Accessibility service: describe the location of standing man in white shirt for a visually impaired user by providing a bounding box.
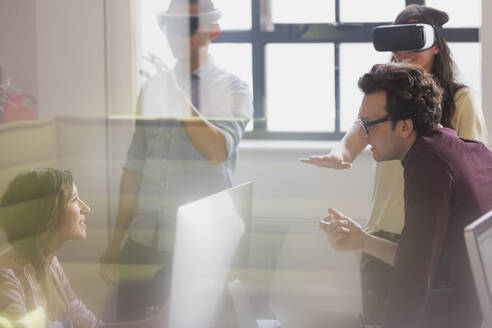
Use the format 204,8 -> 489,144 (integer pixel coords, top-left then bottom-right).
98,0 -> 253,321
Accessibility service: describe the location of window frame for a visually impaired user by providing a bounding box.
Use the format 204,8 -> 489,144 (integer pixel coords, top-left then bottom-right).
212,0 -> 480,140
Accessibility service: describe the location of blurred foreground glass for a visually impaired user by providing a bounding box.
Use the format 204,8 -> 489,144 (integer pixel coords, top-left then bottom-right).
339,43 -> 390,131
266,44 -> 335,132
426,0 -> 481,27
271,0 -> 335,24
340,0 -> 405,22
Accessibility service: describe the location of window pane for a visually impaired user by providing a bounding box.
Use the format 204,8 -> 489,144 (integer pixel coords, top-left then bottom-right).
449,43 -> 482,107
339,43 -> 390,131
272,0 -> 335,24
340,0 -> 405,22
426,0 -> 481,27
266,44 -> 335,132
213,0 -> 251,30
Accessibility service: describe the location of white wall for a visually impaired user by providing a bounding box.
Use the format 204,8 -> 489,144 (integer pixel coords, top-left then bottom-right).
234,141 -> 375,223
34,0 -> 111,316
0,0 -> 38,105
106,0 -> 137,116
36,0 -> 106,118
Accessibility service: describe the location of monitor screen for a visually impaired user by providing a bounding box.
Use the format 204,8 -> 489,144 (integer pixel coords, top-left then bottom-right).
168,182 -> 253,328
465,209 -> 492,328
477,221 -> 492,308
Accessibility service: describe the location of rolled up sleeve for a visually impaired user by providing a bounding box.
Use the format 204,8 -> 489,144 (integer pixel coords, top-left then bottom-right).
211,79 -> 253,158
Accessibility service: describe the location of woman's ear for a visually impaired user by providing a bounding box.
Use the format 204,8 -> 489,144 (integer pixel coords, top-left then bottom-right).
432,43 -> 440,55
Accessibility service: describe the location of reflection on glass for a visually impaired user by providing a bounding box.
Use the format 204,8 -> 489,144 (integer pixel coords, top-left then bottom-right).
449,42 -> 482,106
340,43 -> 390,131
272,0 -> 335,24
426,0 -> 481,27
340,0 -> 405,22
266,44 -> 335,132
213,0 -> 251,30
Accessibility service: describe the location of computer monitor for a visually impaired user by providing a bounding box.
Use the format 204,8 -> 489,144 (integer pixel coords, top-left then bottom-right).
464,209 -> 492,328
168,182 -> 253,328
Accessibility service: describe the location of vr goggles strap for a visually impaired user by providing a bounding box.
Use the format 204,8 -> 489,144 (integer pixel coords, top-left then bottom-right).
434,25 -> 443,38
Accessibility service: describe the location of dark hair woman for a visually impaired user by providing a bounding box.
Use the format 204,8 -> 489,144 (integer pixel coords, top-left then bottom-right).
392,4 -> 485,132
0,169 -> 165,328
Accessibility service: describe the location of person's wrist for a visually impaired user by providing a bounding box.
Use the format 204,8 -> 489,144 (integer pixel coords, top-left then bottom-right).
360,230 -> 371,253
108,236 -> 123,254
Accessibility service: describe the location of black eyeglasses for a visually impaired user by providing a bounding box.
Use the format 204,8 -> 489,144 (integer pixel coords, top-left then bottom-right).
357,115 -> 391,136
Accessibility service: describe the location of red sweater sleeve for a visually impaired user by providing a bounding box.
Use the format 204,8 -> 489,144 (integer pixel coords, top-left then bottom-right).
384,154 -> 454,328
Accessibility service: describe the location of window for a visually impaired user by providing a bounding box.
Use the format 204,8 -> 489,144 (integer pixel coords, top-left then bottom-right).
271,0 -> 335,24
339,43 -> 390,131
340,0 -> 404,22
266,44 -> 335,132
425,0 -> 481,27
449,42 -> 482,106
136,0 -> 481,140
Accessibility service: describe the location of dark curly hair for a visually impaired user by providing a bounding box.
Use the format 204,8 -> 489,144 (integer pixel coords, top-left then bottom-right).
358,63 -> 443,137
393,4 -> 465,129
0,168 -> 74,268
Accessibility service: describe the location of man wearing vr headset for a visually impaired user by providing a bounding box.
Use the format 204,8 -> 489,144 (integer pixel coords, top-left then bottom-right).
303,4 -> 487,326
98,0 -> 253,321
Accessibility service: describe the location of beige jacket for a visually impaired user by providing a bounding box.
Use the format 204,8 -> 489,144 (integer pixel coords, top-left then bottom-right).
0,248 -> 102,328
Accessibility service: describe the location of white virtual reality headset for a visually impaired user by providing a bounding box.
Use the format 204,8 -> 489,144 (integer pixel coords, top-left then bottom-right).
157,9 -> 221,36
372,23 -> 443,52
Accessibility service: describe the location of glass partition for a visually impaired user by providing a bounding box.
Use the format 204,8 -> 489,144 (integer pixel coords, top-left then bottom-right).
0,0 -> 485,327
